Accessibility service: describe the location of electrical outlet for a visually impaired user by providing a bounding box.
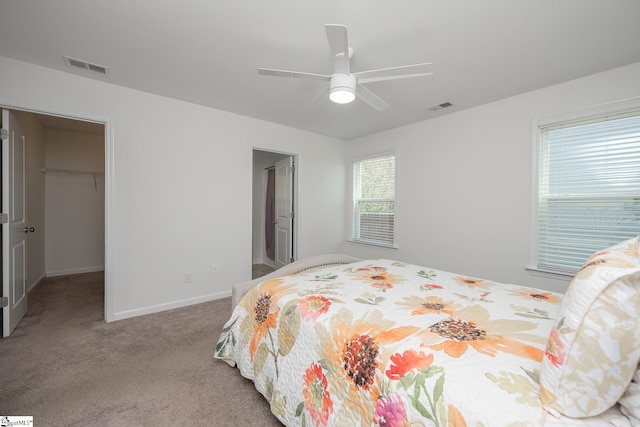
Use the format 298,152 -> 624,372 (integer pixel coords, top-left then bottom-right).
212,264 -> 219,274
183,272 -> 192,283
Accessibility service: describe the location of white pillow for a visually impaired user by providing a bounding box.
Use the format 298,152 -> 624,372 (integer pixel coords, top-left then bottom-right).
540,237 -> 640,418
619,367 -> 640,423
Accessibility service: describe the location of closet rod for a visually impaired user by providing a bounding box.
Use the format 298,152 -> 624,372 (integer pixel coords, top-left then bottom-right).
41,167 -> 104,176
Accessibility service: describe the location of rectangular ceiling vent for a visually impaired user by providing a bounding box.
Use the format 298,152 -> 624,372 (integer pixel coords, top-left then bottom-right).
428,102 -> 453,112
63,55 -> 109,76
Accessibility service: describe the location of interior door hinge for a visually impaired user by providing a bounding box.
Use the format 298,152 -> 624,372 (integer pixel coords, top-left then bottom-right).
290,212 -> 295,219
0,213 -> 8,224
1,297 -> 8,308
0,129 -> 8,140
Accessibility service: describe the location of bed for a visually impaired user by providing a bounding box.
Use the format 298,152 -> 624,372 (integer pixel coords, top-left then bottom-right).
215,239 -> 640,426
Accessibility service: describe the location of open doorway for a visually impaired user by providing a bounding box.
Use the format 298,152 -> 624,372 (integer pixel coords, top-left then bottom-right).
252,149 -> 296,279
1,107 -> 108,336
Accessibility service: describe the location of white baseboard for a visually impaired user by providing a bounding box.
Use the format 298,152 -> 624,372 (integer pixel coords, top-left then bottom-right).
27,272 -> 47,293
47,266 -> 105,277
113,290 -> 232,321
254,258 -> 275,268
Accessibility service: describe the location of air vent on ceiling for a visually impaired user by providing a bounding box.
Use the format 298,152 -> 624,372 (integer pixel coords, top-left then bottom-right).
427,102 -> 453,112
63,55 -> 109,76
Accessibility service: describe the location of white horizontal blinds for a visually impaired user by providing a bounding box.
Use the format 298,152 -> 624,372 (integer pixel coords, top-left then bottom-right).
537,111 -> 640,273
352,154 -> 396,246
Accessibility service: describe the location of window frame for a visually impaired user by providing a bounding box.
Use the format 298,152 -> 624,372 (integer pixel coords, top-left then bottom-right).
528,96 -> 640,277
349,150 -> 398,249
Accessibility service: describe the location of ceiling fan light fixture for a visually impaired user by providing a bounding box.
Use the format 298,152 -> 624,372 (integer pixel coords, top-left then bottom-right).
329,87 -> 356,104
329,73 -> 357,104
257,25 -> 433,111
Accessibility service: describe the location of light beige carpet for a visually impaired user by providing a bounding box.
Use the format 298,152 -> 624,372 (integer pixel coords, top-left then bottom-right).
0,272 -> 282,426
252,264 -> 275,279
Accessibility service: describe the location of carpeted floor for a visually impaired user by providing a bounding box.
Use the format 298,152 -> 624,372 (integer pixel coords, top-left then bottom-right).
0,272 -> 282,426
252,263 -> 275,279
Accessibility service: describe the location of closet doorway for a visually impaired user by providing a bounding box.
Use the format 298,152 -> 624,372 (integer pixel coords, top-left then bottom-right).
1,107 -> 107,335
252,149 -> 296,279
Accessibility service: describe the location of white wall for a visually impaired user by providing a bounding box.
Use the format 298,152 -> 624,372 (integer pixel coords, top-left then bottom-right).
6,55 -> 635,319
343,62 -> 640,294
44,128 -> 105,276
0,56 -> 346,321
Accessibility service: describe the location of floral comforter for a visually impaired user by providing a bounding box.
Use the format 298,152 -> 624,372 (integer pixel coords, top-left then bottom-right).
214,259 -> 631,426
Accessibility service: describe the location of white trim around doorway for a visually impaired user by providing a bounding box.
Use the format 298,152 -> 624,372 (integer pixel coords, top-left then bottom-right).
250,145 -> 299,274
0,101 -> 115,323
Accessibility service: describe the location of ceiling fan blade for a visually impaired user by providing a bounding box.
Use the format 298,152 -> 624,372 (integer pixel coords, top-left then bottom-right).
302,86 -> 329,109
258,68 -> 330,81
355,63 -> 434,84
356,84 -> 390,111
325,24 -> 350,74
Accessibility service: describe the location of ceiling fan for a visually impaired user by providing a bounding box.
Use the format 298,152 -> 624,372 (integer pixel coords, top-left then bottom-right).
258,24 -> 434,111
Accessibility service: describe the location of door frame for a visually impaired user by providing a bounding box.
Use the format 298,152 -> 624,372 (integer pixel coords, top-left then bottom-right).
251,146 -> 298,272
0,101 -> 114,323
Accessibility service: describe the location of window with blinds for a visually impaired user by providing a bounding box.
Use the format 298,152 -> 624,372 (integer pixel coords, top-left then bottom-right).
533,109 -> 640,275
351,153 -> 396,247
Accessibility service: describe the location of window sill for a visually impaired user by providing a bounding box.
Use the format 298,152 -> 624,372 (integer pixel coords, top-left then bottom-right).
525,267 -> 575,281
348,239 -> 398,250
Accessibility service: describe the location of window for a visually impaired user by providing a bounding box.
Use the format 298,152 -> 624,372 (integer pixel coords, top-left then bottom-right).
351,153 -> 396,247
532,107 -> 640,275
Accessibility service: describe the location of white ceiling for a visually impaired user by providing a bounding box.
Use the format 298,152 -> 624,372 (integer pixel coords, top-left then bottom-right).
1,0 -> 639,140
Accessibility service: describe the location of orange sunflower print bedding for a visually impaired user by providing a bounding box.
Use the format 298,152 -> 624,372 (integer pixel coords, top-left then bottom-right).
214,260 -> 630,426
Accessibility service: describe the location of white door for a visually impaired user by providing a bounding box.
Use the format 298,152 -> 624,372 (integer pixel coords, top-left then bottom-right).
274,157 -> 294,269
2,109 -> 28,337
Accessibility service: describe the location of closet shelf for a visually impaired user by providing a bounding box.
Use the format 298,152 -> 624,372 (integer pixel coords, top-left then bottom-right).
41,168 -> 104,176
41,168 -> 104,191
